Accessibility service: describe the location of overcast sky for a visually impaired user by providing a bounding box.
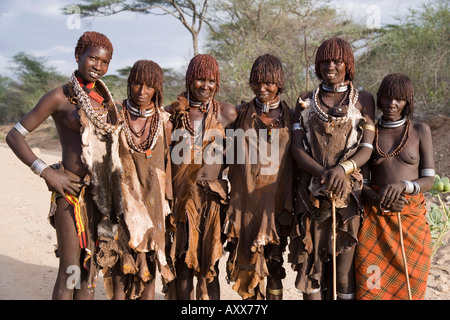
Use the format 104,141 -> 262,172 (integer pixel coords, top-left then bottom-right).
0,0 -> 429,78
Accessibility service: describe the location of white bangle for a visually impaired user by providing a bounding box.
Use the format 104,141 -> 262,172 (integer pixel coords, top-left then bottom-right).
420,168 -> 435,177
359,142 -> 373,150
30,158 -> 49,177
401,180 -> 414,194
411,181 -> 420,195
14,122 -> 30,137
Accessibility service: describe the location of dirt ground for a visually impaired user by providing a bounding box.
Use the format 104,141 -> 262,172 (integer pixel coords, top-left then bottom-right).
0,115 -> 449,300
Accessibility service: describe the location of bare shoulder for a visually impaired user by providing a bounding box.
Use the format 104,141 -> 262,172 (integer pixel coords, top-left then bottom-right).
411,120 -> 431,135
218,100 -> 238,124
38,85 -> 70,111
356,90 -> 375,121
357,90 -> 375,107
218,101 -> 236,112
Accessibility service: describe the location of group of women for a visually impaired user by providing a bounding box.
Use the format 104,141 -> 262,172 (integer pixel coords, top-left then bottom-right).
6,31 -> 435,300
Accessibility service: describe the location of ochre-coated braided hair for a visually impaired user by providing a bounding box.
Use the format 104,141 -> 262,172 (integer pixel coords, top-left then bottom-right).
74,31 -> 114,59
128,60 -> 164,107
315,37 -> 354,81
377,73 -> 415,117
249,54 -> 285,94
185,54 -> 220,94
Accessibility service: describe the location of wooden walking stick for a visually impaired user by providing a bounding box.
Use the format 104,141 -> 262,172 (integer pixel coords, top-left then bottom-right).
396,211 -> 412,300
331,192 -> 337,300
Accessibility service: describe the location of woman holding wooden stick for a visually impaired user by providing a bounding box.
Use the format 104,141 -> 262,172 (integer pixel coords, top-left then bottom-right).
355,73 -> 434,300
288,37 -> 375,300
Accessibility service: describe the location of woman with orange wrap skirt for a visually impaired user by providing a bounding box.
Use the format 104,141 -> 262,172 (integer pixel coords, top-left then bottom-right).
355,73 -> 435,300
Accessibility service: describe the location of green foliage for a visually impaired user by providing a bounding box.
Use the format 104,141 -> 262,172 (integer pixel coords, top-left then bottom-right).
0,53 -> 65,124
356,0 -> 449,117
0,52 -> 186,124
206,0 -> 374,107
427,174 -> 450,256
163,67 -> 186,105
1,1 -> 448,122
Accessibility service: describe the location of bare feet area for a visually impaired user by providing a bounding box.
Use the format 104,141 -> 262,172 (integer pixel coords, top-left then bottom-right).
0,116 -> 449,300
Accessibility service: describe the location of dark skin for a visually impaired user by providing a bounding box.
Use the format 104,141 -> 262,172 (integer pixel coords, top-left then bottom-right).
246,81 -> 287,300
250,81 -> 285,128
111,81 -> 172,300
292,60 -> 376,198
6,45 -> 112,300
363,96 -> 434,211
165,76 -> 237,300
291,59 -> 375,300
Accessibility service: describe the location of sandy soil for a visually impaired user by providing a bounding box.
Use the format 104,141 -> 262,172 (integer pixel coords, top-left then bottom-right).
0,115 -> 449,300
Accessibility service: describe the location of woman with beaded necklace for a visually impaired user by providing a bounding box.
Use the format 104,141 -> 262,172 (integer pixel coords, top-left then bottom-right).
223,54 -> 294,300
95,60 -> 175,299
6,31 -> 121,299
164,54 -> 237,300
288,37 -> 376,300
355,73 -> 434,300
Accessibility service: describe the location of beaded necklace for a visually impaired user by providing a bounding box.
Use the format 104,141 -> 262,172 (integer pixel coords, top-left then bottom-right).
76,76 -> 105,104
319,87 -> 349,116
255,96 -> 281,114
123,99 -> 161,158
188,98 -> 210,113
71,72 -> 118,133
312,82 -> 358,126
375,118 -> 410,157
183,99 -> 218,137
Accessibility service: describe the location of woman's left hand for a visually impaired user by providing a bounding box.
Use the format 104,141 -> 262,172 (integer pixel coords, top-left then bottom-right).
378,182 -> 405,209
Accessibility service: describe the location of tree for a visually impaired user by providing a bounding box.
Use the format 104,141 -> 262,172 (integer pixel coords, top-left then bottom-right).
356,0 -> 449,117
0,53 -> 66,124
66,0 -> 210,56
206,0 -> 373,106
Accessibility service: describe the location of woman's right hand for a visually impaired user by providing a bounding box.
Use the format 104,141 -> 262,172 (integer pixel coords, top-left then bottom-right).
320,165 -> 348,198
41,163 -> 80,196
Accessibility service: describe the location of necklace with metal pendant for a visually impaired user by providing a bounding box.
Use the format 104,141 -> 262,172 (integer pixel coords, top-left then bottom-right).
127,99 -> 156,118
255,96 -> 280,114
321,82 -> 348,93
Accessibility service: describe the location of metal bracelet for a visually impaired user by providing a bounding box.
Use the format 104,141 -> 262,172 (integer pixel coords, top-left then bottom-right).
339,160 -> 354,175
420,168 -> 435,177
411,181 -> 420,195
401,180 -> 414,194
30,158 -> 49,177
14,122 -> 30,137
362,123 -> 376,133
359,142 -> 374,150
